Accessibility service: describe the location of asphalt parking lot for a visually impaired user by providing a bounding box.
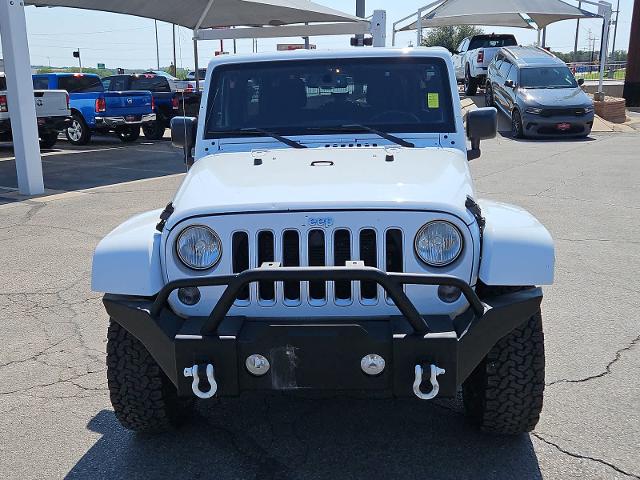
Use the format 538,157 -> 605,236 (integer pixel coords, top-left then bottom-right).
0,124 -> 639,479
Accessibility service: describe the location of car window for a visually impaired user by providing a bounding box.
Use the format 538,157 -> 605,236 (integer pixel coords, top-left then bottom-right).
107,76 -> 129,91
457,39 -> 467,52
506,65 -> 518,85
499,60 -> 512,78
204,57 -> 456,138
58,75 -> 104,93
32,77 -> 49,90
520,67 -> 579,89
102,77 -> 112,90
469,36 -> 517,50
130,75 -> 171,92
493,54 -> 504,71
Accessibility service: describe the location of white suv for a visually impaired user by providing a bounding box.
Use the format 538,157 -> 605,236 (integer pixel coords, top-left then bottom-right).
92,48 -> 554,436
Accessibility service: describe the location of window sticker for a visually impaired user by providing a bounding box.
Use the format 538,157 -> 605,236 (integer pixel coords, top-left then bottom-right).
427,92 -> 440,109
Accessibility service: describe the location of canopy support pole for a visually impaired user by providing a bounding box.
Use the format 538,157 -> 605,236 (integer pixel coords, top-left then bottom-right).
577,0 -> 612,99
392,0 -> 442,46
193,34 -> 200,92
0,0 -> 44,195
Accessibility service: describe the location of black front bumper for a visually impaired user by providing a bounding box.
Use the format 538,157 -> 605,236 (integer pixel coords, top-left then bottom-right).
104,266 -> 543,398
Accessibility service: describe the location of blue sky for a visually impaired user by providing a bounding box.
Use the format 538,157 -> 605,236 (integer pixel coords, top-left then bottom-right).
0,0 -> 634,70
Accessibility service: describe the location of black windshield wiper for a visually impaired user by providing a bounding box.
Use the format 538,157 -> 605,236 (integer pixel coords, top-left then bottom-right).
237,128 -> 307,149
309,125 -> 415,148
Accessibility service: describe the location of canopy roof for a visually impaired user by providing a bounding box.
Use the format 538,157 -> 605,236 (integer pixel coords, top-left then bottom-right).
400,0 -> 598,31
26,0 -> 361,30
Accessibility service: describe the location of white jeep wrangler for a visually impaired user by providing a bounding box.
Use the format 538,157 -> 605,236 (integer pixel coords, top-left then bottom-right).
92,48 -> 554,435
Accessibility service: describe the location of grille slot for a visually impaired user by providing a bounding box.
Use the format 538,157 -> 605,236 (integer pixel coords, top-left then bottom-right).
386,229 -> 403,273
334,229 -> 352,301
232,232 -> 250,301
359,229 -> 378,300
307,229 -> 326,301
257,231 -> 275,301
282,230 -> 300,301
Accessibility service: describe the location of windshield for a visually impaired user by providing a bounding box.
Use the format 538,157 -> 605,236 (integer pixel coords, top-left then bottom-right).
204,57 -> 455,139
468,36 -> 517,50
520,67 -> 578,89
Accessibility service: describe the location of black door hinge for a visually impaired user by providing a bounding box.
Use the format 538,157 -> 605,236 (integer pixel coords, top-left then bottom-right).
156,202 -> 175,232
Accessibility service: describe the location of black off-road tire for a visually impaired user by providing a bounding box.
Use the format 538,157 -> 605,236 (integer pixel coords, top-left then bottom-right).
464,66 -> 478,96
39,132 -> 59,149
142,120 -> 167,140
511,109 -> 525,139
116,126 -> 141,143
107,320 -> 192,433
484,83 -> 494,107
462,305 -> 545,435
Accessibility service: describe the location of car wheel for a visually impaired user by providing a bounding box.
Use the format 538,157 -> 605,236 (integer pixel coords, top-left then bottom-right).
511,109 -> 524,138
142,120 -> 167,140
462,303 -> 545,435
116,126 -> 141,143
484,84 -> 494,107
464,67 -> 478,96
65,113 -> 91,146
39,132 -> 59,149
107,320 -> 193,433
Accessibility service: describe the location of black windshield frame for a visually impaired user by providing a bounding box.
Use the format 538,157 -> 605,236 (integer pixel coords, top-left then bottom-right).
203,57 -> 457,140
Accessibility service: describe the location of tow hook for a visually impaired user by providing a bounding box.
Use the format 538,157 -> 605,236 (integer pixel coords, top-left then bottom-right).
413,364 -> 446,400
183,364 -> 218,399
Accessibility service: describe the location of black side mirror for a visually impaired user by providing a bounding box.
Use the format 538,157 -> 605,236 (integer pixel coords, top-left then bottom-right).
466,107 -> 497,161
504,80 -> 515,89
171,116 -> 198,168
578,78 -> 585,86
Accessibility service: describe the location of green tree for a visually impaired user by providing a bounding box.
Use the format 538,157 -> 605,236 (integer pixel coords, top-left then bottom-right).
421,25 -> 484,53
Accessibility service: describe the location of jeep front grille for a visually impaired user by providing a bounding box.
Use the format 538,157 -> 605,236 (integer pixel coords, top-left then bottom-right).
231,227 -> 404,305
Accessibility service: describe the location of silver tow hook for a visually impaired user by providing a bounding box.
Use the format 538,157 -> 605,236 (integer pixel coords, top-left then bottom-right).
183,364 -> 218,399
413,364 -> 446,400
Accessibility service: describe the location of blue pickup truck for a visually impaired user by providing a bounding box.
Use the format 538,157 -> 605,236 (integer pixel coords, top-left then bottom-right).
102,73 -> 201,140
32,73 -> 155,145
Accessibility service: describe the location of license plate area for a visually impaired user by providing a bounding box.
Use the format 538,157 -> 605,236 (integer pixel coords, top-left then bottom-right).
556,122 -> 572,131
238,321 -> 392,391
125,115 -> 138,122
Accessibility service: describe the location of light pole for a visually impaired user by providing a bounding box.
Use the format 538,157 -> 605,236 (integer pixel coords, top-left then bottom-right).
155,20 -> 160,70
573,1 -> 582,62
355,0 -> 365,46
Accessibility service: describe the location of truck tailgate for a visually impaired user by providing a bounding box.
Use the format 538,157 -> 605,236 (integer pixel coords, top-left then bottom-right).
478,47 -> 502,67
104,91 -> 153,115
34,90 -> 69,118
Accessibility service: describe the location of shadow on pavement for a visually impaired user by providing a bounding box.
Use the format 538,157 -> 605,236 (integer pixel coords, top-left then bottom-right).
0,136 -> 184,204
67,395 -> 542,480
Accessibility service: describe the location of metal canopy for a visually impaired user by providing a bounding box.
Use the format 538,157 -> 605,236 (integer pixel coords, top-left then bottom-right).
398,0 -> 598,31
25,0 -> 361,29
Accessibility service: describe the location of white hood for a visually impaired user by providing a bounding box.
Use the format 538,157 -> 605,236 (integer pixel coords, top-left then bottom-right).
166,147 -> 475,229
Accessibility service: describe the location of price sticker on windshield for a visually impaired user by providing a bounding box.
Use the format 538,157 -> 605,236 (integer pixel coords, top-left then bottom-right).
427,92 -> 440,109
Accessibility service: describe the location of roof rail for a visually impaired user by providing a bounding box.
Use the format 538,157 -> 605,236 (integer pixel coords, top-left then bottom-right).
534,46 -> 556,57
502,47 -> 519,59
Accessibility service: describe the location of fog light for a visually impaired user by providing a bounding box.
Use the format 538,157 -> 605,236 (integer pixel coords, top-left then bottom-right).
178,287 -> 201,306
361,354 -> 385,376
438,285 -> 462,303
246,354 -> 270,376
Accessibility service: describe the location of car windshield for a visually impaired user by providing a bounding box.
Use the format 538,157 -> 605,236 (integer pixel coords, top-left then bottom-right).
58,75 -> 104,93
520,67 -> 578,89
130,75 -> 171,92
204,57 -> 455,139
468,36 -> 517,49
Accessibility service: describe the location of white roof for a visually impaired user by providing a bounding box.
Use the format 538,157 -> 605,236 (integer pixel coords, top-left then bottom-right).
26,0 -> 360,30
400,0 -> 598,30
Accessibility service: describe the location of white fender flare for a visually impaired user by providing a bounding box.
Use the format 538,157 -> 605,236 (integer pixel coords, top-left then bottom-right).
478,200 -> 555,286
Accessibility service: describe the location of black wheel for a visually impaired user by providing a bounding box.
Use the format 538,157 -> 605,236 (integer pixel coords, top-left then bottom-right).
65,113 -> 91,146
107,320 -> 193,433
116,126 -> 141,143
464,67 -> 478,96
511,109 -> 524,138
462,305 -> 545,435
39,131 -> 59,149
484,84 -> 494,107
142,120 -> 167,140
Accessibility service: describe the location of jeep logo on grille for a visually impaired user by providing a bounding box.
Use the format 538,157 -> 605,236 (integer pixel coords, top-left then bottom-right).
306,216 -> 334,228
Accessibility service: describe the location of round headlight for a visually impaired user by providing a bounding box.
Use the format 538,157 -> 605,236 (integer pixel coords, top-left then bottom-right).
176,225 -> 222,270
414,221 -> 463,267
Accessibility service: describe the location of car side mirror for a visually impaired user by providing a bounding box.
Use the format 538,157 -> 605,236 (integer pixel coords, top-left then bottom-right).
171,116 -> 198,168
578,78 -> 585,86
466,107 -> 497,161
504,80 -> 515,89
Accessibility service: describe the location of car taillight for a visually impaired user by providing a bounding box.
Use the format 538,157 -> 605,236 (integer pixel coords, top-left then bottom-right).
172,96 -> 179,110
477,50 -> 485,63
95,97 -> 106,113
151,96 -> 155,111
0,95 -> 7,113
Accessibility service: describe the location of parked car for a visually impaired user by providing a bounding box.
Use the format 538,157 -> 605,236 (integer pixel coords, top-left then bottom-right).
186,68 -> 207,81
453,34 -> 518,96
0,73 -> 71,149
102,73 -> 200,140
32,73 -> 155,145
485,46 -> 595,138
92,48 -> 555,436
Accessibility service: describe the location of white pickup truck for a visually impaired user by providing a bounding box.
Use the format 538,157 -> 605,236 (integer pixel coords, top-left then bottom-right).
453,34 -> 518,96
0,73 -> 71,149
